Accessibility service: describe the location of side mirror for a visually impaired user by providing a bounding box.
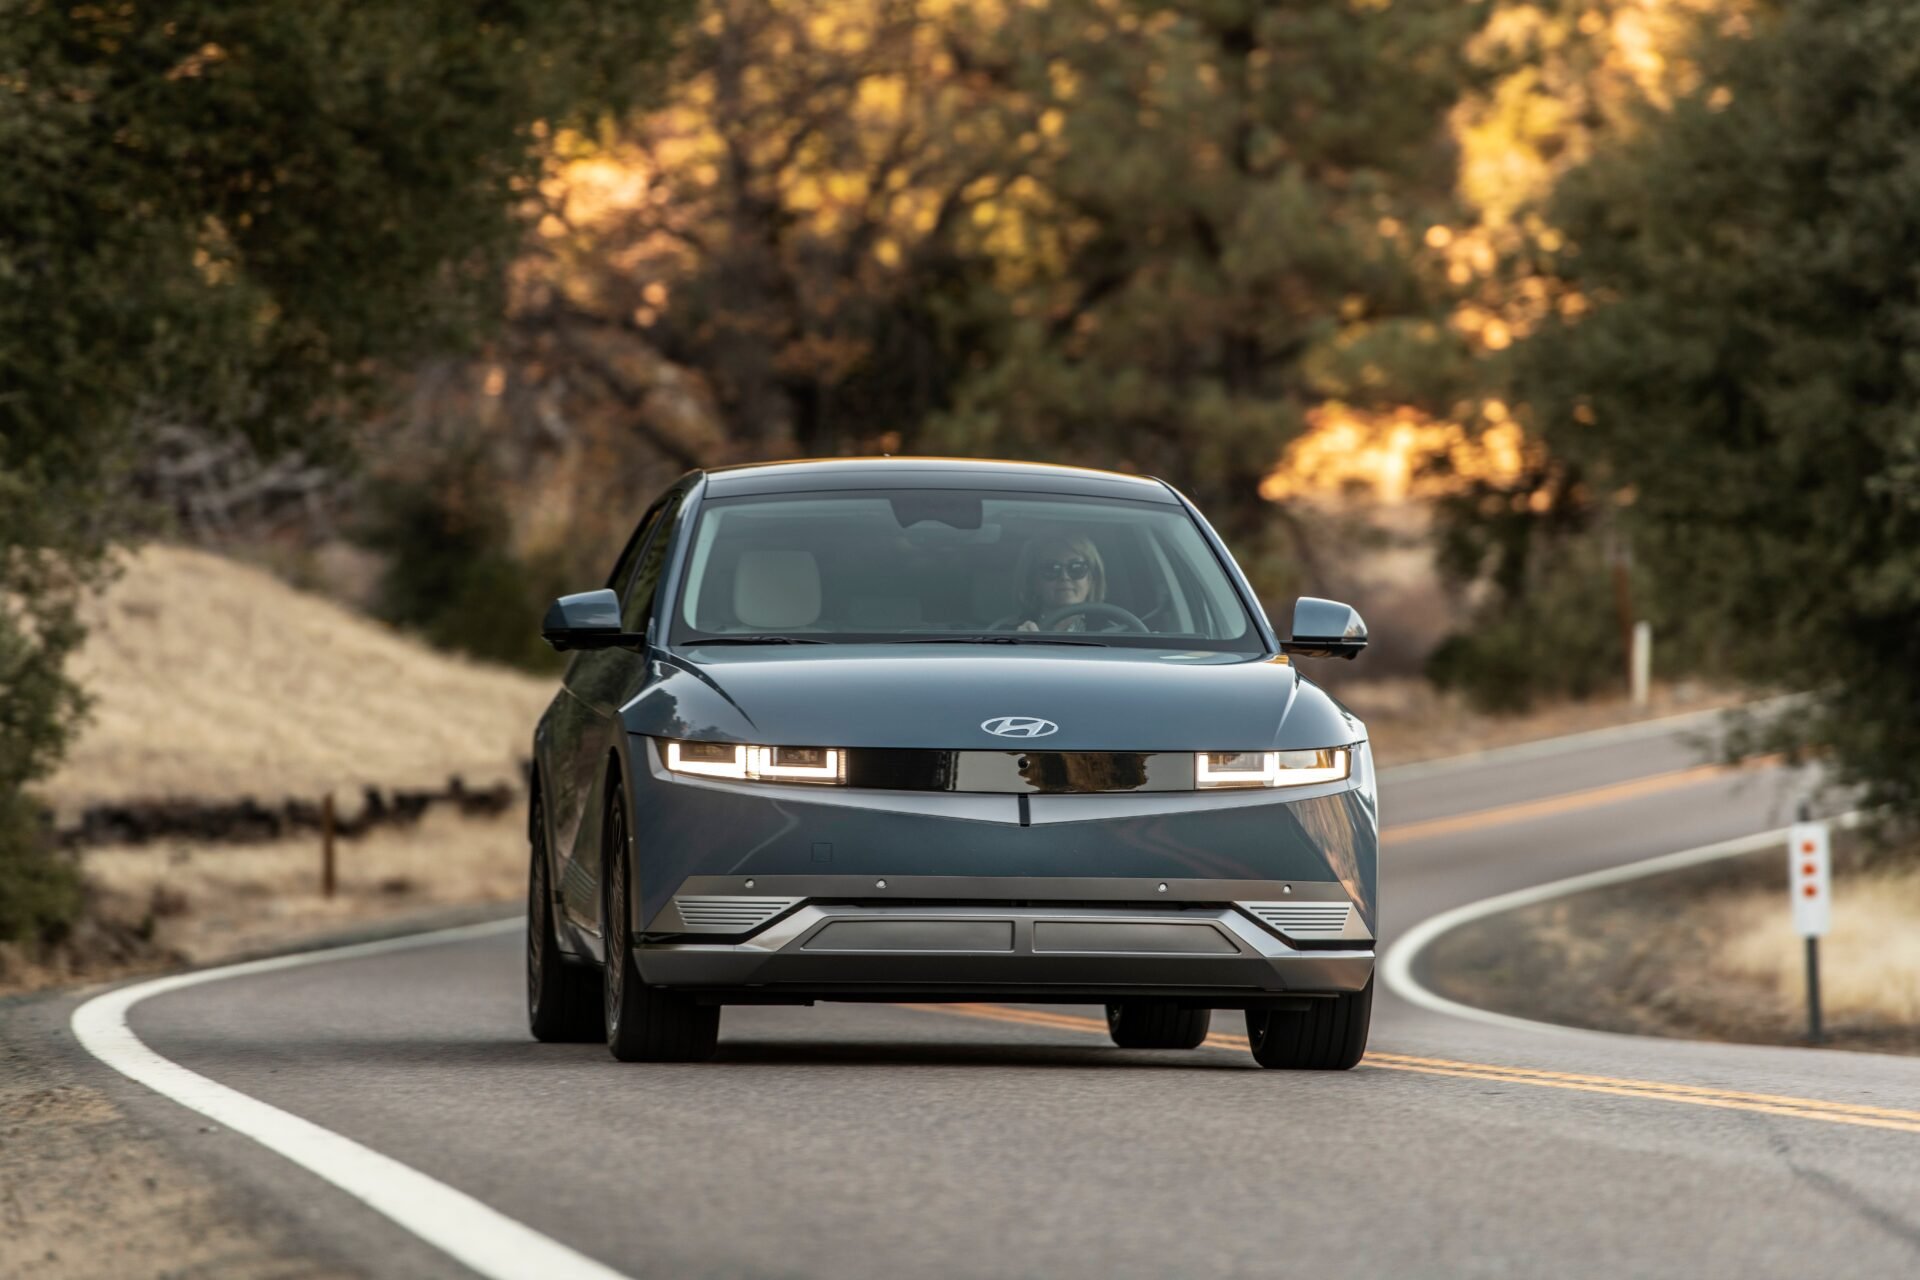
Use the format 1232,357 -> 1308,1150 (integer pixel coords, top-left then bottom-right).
542,589 -> 645,652
1282,596 -> 1367,661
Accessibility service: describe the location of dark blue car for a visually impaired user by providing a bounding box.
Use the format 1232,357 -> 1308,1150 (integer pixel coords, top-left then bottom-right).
527,458 -> 1377,1067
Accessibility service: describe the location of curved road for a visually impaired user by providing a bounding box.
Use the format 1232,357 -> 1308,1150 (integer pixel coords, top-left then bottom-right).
60,713 -> 1920,1277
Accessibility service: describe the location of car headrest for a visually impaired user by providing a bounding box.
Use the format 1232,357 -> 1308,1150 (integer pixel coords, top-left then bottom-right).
733,549 -> 821,629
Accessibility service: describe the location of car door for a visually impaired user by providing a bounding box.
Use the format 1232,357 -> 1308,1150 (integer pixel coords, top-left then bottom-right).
554,485 -> 688,935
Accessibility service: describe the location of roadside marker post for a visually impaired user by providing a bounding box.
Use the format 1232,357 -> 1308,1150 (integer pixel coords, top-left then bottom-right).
1788,806 -> 1829,1044
1629,621 -> 1651,707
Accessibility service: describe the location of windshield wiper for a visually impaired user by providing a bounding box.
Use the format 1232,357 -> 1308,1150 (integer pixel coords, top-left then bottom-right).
900,633 -> 1109,647
686,635 -> 829,645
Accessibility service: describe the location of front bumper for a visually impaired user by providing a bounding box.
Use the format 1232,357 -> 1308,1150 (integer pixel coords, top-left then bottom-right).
627,737 -> 1379,1002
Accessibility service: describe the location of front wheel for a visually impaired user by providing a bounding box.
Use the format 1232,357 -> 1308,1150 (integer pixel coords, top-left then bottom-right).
1105,1001 -> 1211,1049
603,786 -> 719,1063
1245,979 -> 1373,1070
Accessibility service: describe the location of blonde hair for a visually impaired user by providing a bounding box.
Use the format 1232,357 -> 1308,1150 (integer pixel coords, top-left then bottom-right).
1015,532 -> 1106,614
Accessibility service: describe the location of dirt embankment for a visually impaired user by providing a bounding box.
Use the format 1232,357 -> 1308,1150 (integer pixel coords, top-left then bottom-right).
42,543 -> 554,820
1419,837 -> 1920,1056
4,544 -> 553,995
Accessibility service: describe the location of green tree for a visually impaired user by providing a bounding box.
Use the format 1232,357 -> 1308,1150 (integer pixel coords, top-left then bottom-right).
0,0 -> 689,938
926,0 -> 1485,591
1465,0 -> 1920,814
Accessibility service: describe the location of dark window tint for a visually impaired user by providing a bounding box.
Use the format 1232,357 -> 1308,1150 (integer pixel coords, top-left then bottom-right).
607,495 -> 671,597
622,490 -> 686,633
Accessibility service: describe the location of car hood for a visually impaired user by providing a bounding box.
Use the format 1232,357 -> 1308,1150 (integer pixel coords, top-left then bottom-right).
623,644 -> 1365,751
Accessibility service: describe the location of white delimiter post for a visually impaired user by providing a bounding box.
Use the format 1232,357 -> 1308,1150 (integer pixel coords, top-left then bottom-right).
1788,808 -> 1830,1043
1629,620 -> 1652,707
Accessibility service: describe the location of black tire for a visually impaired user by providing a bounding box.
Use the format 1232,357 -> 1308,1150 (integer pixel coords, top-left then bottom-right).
1245,979 -> 1373,1070
1106,1001 -> 1211,1049
602,784 -> 720,1063
527,794 -> 604,1043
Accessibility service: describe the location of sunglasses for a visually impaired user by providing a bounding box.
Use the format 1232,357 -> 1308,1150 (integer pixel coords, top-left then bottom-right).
1038,558 -> 1092,582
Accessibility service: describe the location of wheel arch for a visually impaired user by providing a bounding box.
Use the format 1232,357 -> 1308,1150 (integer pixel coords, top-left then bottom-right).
600,744 -> 638,943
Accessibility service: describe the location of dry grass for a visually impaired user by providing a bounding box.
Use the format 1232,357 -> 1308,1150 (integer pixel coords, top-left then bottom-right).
4,542 -> 547,995
82,806 -> 527,964
40,543 -> 556,819
0,808 -> 526,994
1715,865 -> 1920,1027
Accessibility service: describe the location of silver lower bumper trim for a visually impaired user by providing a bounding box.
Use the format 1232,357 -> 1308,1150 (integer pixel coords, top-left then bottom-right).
636,904 -> 1374,995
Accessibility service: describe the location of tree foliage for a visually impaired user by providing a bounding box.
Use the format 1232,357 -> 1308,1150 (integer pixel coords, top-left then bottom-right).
0,0 -> 688,937
498,0 -> 1487,601
1467,0 -> 1920,813
927,0 -> 1484,574
511,0 -> 1026,467
357,435 -> 571,673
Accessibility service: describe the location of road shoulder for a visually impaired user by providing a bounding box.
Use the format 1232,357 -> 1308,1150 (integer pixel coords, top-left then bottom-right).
1407,831 -> 1920,1057
0,990 -> 359,1280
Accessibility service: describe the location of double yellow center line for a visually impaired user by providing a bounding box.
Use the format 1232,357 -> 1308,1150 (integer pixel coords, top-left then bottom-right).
914,1004 -> 1920,1137
1384,755 -> 1784,844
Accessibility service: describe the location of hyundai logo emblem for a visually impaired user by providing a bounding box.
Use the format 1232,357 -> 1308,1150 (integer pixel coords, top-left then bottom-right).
981,716 -> 1058,739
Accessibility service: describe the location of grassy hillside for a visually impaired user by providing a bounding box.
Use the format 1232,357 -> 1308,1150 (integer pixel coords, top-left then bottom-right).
40,545 -> 557,819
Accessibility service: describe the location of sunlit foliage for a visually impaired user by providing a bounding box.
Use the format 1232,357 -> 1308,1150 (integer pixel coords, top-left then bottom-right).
921,0 -> 1487,590
511,0 -> 1033,463
1269,1 -> 1749,512
518,0 -> 1490,592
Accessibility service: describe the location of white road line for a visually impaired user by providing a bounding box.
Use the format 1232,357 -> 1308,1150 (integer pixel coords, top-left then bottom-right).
1375,694 -> 1800,784
69,917 -> 632,1280
1381,817 -> 1859,1036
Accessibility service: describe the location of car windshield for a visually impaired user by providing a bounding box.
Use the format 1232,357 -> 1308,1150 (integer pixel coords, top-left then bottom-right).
672,489 -> 1263,651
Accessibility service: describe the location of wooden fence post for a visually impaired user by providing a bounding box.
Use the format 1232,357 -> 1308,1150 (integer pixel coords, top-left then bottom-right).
321,793 -> 336,899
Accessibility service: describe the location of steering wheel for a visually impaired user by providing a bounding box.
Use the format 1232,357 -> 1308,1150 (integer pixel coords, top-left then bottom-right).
992,602 -> 1149,633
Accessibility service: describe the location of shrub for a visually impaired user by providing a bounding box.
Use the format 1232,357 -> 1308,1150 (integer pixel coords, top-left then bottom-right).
357,447 -> 569,673
0,793 -> 81,945
1426,546 -> 1627,713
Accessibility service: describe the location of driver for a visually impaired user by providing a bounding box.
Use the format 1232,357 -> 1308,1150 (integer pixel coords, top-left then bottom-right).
1012,533 -> 1106,631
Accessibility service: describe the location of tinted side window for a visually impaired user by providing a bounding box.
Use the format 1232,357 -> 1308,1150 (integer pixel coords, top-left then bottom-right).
607,498 -> 669,597
622,490 -> 686,633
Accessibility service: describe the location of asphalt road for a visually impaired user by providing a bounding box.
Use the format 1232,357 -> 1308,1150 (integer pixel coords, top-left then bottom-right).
64,711 -> 1920,1278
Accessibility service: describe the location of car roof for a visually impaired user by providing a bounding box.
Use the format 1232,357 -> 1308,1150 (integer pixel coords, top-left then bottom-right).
699,457 -> 1178,503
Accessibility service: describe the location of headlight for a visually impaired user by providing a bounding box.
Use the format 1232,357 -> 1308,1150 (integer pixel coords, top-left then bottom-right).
664,740 -> 846,785
1195,748 -> 1350,789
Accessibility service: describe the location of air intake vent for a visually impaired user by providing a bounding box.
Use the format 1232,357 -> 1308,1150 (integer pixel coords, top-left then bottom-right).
671,896 -> 802,934
1238,901 -> 1365,942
